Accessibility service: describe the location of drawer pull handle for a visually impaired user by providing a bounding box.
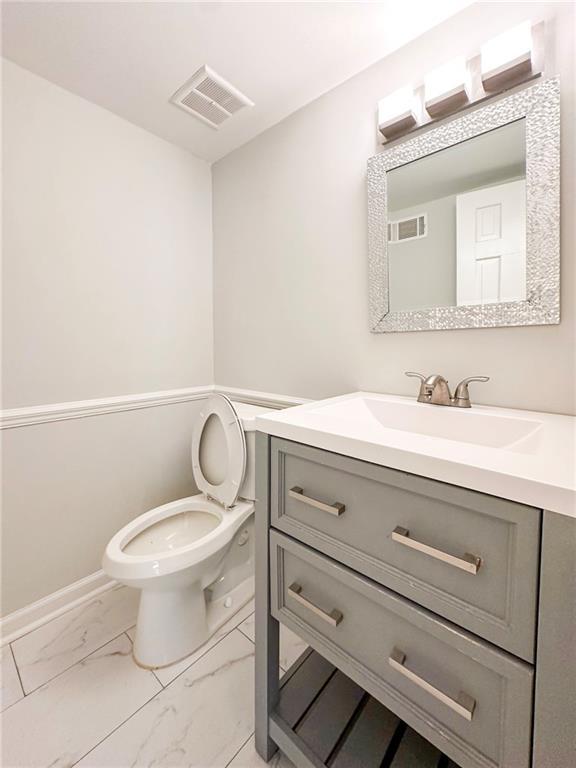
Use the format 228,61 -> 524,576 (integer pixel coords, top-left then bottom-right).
289,487 -> 345,517
288,583 -> 343,627
391,527 -> 481,574
389,648 -> 476,721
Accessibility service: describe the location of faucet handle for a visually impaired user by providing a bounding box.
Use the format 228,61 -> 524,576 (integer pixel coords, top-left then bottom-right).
405,372 -> 431,403
454,376 -> 490,407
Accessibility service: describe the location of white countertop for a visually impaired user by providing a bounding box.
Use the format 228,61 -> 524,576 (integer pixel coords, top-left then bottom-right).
256,392 -> 576,518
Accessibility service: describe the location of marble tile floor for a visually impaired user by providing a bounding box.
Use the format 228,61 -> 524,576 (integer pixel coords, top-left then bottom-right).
1,585 -> 301,767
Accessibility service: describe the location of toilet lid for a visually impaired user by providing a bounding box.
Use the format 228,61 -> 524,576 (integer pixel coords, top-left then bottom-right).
191,394 -> 246,509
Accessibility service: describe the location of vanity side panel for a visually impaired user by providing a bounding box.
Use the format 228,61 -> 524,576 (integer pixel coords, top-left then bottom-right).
255,432 -> 280,760
533,511 -> 576,768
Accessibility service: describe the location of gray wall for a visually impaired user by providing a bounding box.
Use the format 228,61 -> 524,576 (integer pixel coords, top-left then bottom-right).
388,195 -> 456,312
213,1 -> 576,415
2,60 -> 213,408
2,62 -> 212,613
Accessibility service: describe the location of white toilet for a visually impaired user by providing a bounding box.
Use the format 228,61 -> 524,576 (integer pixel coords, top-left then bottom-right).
102,394 -> 273,669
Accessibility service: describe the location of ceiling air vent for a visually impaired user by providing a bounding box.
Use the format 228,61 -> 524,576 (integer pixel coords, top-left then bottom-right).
171,65 -> 254,129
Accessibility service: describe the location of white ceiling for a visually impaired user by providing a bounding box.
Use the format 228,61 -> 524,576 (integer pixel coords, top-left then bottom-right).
1,1 -> 472,163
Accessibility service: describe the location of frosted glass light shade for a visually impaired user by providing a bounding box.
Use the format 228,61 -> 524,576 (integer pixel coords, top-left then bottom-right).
481,22 -> 534,92
424,57 -> 470,117
378,87 -> 417,141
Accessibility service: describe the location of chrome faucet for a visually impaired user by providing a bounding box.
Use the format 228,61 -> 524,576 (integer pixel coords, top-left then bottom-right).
405,372 -> 489,408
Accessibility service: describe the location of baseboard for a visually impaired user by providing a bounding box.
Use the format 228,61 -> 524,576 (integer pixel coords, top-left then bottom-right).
1,570 -> 117,645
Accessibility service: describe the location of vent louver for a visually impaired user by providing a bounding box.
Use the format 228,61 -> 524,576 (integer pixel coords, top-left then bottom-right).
388,214 -> 427,243
171,66 -> 254,129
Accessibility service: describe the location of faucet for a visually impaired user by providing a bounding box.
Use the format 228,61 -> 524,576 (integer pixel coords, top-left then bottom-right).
405,372 -> 489,408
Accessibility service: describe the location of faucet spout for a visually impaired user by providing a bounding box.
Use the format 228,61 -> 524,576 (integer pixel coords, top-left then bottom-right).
423,375 -> 452,406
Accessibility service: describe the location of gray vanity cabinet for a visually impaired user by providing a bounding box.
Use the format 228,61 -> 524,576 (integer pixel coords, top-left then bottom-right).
255,434 -> 576,768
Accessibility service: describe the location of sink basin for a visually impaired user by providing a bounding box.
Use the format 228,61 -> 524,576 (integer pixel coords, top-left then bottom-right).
306,396 -> 542,451
255,392 -> 575,517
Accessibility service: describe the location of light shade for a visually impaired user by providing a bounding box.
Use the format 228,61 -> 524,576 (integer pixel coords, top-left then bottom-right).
424,57 -> 470,118
481,22 -> 533,92
378,87 -> 417,141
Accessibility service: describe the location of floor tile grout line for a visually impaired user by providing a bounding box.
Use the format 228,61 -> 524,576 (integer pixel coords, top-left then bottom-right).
8,642 -> 25,701
224,731 -> 255,767
68,624 -> 255,768
237,625 -> 254,644
68,676 -> 164,768
6,627 -> 136,704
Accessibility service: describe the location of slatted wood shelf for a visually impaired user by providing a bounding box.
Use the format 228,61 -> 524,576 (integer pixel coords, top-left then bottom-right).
270,649 -> 458,768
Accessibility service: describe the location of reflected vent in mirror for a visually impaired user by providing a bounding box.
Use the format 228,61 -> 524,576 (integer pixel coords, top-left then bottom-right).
171,65 -> 254,129
388,214 -> 427,243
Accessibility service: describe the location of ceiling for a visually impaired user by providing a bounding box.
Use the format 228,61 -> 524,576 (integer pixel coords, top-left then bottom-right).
2,1 -> 472,163
389,119 -> 527,210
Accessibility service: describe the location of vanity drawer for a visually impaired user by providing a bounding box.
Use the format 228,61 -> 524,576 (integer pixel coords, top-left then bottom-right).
271,438 -> 540,661
271,531 -> 533,768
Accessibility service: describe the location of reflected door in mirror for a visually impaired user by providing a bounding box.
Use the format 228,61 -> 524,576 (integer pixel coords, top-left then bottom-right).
456,180 -> 526,305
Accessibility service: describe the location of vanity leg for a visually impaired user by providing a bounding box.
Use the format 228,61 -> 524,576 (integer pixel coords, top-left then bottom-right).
255,432 -> 280,761
533,511 -> 576,768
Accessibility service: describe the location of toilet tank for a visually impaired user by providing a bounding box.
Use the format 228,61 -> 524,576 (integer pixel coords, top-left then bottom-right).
232,402 -> 276,501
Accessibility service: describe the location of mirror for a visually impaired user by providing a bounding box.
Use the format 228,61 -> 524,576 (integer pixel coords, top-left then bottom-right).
367,78 -> 560,333
388,120 -> 526,313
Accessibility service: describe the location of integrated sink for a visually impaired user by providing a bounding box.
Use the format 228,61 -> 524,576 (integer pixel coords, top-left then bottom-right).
256,391 -> 575,517
307,396 -> 543,452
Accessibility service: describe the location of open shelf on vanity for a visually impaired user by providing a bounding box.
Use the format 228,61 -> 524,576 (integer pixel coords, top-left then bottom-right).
271,648 -> 458,768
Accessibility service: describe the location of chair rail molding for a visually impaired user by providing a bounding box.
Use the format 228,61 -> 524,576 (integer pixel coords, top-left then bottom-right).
0,385 -> 309,429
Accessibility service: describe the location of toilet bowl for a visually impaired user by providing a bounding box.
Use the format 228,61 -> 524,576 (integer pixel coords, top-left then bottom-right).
102,394 -> 273,669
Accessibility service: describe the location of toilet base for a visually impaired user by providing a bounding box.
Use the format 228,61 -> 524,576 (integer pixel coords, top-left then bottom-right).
132,576 -> 254,669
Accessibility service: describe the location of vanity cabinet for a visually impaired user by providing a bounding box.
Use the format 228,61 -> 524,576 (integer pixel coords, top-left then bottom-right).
255,434 -> 576,768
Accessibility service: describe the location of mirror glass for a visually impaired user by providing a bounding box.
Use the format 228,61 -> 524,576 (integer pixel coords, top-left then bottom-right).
387,119 -> 526,313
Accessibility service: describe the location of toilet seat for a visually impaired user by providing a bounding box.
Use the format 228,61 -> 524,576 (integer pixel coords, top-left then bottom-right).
191,394 -> 246,509
102,494 -> 254,582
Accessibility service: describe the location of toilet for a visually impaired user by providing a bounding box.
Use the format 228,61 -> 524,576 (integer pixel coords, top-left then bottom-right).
102,394 -> 273,669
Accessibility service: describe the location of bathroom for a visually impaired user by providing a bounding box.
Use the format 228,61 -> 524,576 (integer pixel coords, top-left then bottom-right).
1,1 -> 574,766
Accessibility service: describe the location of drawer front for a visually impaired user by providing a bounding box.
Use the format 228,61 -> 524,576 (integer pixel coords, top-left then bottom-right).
271,438 -> 540,661
271,531 -> 533,768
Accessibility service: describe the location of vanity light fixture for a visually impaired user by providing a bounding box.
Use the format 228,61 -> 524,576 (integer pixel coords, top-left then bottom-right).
376,20 -> 543,145
424,57 -> 471,119
377,86 -> 418,142
481,21 -> 535,92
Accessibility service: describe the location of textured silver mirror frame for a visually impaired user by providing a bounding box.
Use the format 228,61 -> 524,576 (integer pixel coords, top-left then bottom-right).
367,78 -> 560,333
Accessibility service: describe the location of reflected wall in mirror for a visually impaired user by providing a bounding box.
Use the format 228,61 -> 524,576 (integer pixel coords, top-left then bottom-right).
367,78 -> 559,333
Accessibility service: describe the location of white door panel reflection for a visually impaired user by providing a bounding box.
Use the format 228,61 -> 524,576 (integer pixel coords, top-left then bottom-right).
456,179 -> 526,305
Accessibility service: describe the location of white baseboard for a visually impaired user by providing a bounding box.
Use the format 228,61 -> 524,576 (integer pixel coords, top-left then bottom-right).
1,570 -> 117,646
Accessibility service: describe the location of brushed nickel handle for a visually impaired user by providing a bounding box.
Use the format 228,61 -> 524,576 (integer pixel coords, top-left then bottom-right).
289,487 -> 345,517
389,647 -> 476,721
391,526 -> 481,575
288,583 -> 343,627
